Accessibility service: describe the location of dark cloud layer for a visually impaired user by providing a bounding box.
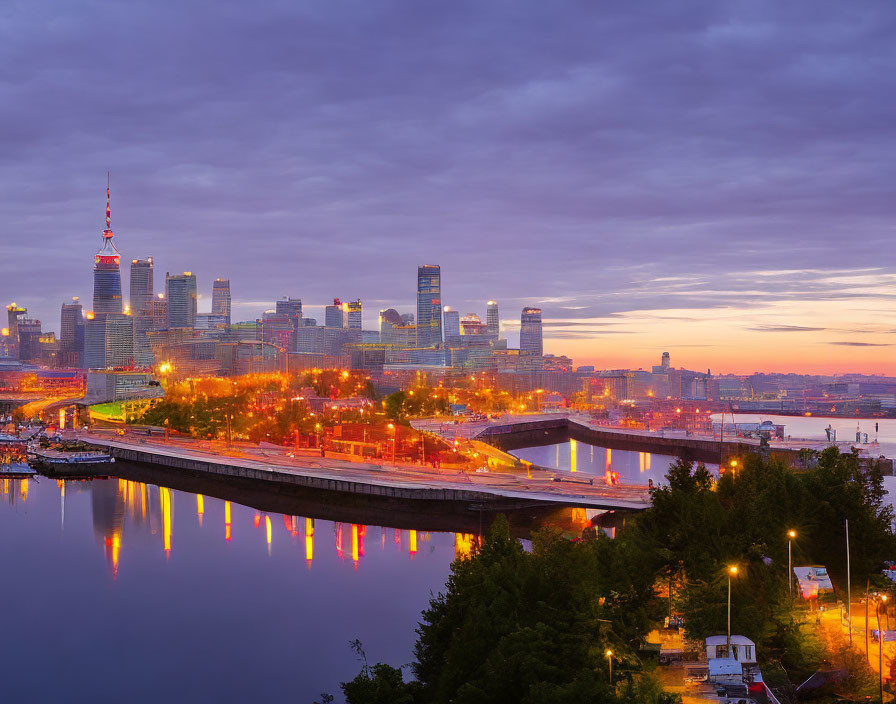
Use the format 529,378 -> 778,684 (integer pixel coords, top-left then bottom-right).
1,0 -> 895,347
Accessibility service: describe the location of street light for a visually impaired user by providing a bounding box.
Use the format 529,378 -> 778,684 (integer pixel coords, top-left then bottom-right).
387,422 -> 396,464
878,593 -> 889,704
727,565 -> 738,653
787,530 -> 797,599
605,649 -> 613,686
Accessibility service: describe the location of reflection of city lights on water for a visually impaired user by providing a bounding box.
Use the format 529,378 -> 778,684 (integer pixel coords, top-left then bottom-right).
160,487 -> 172,557
409,530 -> 417,556
351,524 -> 359,568
336,523 -> 344,560
305,518 -> 314,566
20,478 -> 28,500
196,494 -> 204,526
224,501 -> 232,541
570,438 -> 577,473
454,533 -> 476,560
265,515 -> 272,555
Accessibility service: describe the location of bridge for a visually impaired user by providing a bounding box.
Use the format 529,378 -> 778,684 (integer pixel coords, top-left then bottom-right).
78,430 -> 652,513
412,412 -> 894,472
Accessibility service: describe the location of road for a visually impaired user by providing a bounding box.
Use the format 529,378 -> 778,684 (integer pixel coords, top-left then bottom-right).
80,430 -> 652,510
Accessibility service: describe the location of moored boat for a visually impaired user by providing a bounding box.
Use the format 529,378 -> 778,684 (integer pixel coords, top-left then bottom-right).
27,448 -> 115,475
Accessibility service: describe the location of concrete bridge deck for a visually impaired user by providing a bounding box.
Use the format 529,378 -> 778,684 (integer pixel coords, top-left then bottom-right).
79,431 -> 652,511
413,412 -> 893,470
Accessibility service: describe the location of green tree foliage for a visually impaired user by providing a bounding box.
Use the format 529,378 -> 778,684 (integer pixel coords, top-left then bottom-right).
343,516 -> 676,704
635,450 -> 896,650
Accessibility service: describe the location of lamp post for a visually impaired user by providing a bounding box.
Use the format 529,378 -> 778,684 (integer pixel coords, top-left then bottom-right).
787,530 -> 797,600
387,423 -> 396,464
878,594 -> 888,704
727,565 -> 738,652
605,649 -> 613,686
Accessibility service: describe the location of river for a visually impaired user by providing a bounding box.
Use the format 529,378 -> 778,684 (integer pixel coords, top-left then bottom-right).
0,473 -> 464,703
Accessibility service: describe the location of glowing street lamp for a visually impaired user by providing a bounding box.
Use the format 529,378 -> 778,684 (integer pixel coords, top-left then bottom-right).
727,565 -> 738,652
605,649 -> 613,685
787,530 -> 797,599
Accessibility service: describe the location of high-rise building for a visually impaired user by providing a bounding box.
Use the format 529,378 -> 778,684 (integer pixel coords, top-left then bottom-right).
150,294 -> 168,331
460,313 -> 487,336
16,318 -> 43,362
520,307 -> 543,357
661,351 -> 671,371
344,299 -> 362,330
85,313 -> 134,369
416,265 -> 442,348
486,300 -> 500,336
443,307 -> 461,346
275,297 -> 302,329
129,258 -> 154,317
325,298 -> 344,328
93,179 -> 123,314
60,298 -> 85,368
166,272 -> 197,329
212,279 -> 232,326
6,303 -> 26,352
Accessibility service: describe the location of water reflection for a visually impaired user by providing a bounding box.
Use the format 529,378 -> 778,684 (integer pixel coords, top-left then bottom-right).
515,442 -> 717,486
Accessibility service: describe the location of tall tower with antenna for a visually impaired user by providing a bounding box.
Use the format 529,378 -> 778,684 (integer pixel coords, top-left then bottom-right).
93,174 -> 123,314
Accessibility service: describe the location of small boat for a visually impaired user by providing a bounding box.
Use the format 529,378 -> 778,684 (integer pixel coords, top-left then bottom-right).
27,448 -> 115,475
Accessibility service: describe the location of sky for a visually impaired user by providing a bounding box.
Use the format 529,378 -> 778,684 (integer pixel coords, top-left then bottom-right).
1,0 -> 895,375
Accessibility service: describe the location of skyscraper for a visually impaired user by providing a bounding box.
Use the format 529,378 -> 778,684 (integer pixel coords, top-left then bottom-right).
443,307 -> 461,346
486,300 -> 500,336
520,307 -> 543,357
416,265 -> 442,348
85,313 -> 134,369
212,279 -> 232,325
93,179 -> 123,314
325,298 -> 344,328
129,258 -> 154,317
165,272 -> 197,329
344,299 -> 362,330
6,303 -> 25,352
60,298 -> 85,368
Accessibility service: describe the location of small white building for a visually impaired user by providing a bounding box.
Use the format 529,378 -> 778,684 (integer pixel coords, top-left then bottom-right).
705,634 -> 756,665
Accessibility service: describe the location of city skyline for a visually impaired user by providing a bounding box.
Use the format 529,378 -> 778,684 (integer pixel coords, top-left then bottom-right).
3,2 -> 896,374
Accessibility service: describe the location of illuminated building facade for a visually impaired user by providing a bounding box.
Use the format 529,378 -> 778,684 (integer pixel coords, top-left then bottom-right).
129,258 -> 154,317
443,307 -> 461,346
150,295 -> 168,331
344,299 -> 362,330
165,272 -> 197,329
84,313 -> 135,369
486,300 -> 499,336
60,298 -> 85,368
6,303 -> 25,353
520,307 -> 543,357
212,279 -> 232,325
93,181 -> 123,314
416,264 -> 442,348
325,298 -> 344,328
16,319 -> 43,362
